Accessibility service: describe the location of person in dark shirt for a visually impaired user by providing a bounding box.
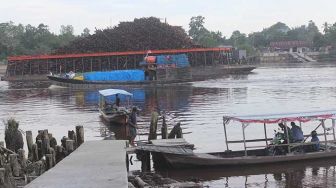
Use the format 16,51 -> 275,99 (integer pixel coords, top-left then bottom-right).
115,94 -> 120,107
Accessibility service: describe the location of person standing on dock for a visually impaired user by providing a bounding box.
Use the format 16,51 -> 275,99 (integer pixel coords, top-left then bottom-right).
128,107 -> 138,146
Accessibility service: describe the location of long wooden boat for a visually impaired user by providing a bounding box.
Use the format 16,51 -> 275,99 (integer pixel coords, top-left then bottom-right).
47,75 -> 192,89
143,110 -> 336,169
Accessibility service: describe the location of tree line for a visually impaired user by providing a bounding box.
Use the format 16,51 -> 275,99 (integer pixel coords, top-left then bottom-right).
1,16 -> 336,62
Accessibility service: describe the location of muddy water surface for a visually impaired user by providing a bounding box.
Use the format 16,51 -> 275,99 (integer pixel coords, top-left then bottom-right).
0,62 -> 336,187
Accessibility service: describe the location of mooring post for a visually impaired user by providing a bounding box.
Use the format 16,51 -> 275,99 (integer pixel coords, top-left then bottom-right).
17,149 -> 27,169
32,144 -> 39,162
36,139 -> 42,160
148,111 -> 159,140
49,133 -> 57,150
45,154 -> 53,170
141,151 -> 151,173
76,125 -> 85,146
161,115 -> 167,139
66,140 -> 74,154
68,130 -> 77,149
49,148 -> 56,166
9,154 -> 19,177
0,168 -> 5,186
55,145 -> 64,163
26,131 -> 33,158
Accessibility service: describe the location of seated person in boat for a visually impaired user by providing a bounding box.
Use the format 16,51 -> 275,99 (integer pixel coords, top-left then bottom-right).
290,122 -> 304,143
115,94 -> 120,107
278,123 -> 292,143
310,130 -> 320,151
103,100 -> 113,113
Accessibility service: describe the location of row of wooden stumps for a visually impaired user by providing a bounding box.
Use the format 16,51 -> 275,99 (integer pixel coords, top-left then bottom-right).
139,112 -> 183,173
0,126 -> 84,188
129,112 -> 186,187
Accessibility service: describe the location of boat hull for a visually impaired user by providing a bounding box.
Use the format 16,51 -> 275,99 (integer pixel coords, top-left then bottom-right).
155,150 -> 336,169
99,109 -> 128,125
47,75 -> 192,89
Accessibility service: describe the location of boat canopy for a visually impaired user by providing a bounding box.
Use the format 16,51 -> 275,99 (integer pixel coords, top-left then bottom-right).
98,89 -> 133,97
224,110 -> 336,124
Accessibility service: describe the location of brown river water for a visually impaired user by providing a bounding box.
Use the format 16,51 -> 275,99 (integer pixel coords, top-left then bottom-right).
1,62 -> 336,187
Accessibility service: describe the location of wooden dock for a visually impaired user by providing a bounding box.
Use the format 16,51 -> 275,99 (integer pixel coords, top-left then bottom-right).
25,140 -> 128,188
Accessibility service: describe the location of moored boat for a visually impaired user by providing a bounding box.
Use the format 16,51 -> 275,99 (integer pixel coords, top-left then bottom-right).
145,110 -> 336,168
47,54 -> 192,88
98,89 -> 133,124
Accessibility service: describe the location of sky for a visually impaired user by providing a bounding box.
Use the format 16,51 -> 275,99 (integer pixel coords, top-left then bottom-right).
1,0 -> 335,37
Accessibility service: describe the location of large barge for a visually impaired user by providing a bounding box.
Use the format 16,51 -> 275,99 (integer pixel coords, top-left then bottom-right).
4,47 -> 255,82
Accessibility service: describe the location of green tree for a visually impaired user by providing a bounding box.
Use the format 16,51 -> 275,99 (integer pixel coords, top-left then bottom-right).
81,27 -> 90,37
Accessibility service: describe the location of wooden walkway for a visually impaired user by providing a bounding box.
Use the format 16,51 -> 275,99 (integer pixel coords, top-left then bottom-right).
25,140 -> 128,188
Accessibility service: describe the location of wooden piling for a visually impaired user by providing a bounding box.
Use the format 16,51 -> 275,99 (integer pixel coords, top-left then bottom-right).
61,136 -> 67,148
76,125 -> 84,146
148,112 -> 159,140
17,149 -> 27,169
9,154 -> 19,177
49,148 -> 56,166
55,145 -> 64,163
68,130 -> 77,148
141,151 -> 151,173
49,134 -> 57,150
42,137 -> 50,156
32,144 -> 39,162
0,168 -> 4,185
45,154 -> 53,170
66,140 -> 74,154
161,115 -> 167,139
26,131 -> 33,158
36,139 -> 42,159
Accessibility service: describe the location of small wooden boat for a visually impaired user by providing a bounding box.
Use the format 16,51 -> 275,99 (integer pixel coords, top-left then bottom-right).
98,89 -> 133,124
142,110 -> 336,168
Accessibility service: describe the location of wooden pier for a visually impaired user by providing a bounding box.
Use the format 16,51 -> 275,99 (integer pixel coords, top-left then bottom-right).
25,140 -> 128,188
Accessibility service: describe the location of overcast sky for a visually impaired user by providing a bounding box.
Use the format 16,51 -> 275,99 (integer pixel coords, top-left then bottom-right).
1,0 -> 335,37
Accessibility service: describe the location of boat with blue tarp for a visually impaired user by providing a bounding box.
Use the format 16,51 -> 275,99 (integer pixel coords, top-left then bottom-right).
47,54 -> 192,88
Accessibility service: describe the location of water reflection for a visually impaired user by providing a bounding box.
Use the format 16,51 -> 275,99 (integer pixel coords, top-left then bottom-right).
157,158 -> 336,188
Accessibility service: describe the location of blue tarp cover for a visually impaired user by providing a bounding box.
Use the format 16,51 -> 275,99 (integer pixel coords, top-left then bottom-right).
155,54 -> 190,68
84,70 -> 145,81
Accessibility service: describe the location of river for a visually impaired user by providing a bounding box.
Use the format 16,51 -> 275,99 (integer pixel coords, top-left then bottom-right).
0,62 -> 336,187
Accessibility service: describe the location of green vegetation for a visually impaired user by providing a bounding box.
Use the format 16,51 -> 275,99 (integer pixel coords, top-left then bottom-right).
1,16 -> 336,61
188,16 -> 336,55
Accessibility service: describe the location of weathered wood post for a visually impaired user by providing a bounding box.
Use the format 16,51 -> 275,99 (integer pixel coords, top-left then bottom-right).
148,111 -> 159,140
26,131 -> 33,158
36,139 -> 42,159
45,154 -> 53,170
9,154 -> 19,177
68,130 -> 77,149
49,148 -> 56,166
61,136 -> 67,148
161,115 -> 167,139
55,145 -> 64,163
76,125 -> 84,147
32,143 -> 39,162
66,140 -> 74,154
42,136 -> 50,157
0,168 -> 5,186
168,122 -> 183,139
17,149 -> 27,169
140,151 -> 151,173
49,133 -> 57,150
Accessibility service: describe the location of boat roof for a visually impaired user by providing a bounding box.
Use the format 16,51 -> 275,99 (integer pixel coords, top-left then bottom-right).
224,109 -> 336,124
98,89 -> 133,97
